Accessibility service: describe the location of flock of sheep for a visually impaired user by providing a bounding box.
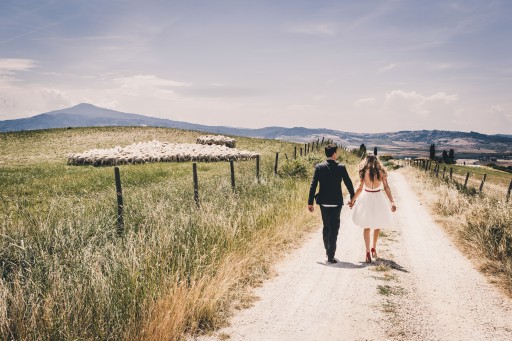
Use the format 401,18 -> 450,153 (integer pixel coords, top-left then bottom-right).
196,135 -> 236,148
67,138 -> 259,166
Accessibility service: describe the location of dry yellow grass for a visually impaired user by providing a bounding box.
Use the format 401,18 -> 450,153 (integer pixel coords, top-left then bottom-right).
402,166 -> 512,296
0,126 -> 359,340
140,212 -> 318,340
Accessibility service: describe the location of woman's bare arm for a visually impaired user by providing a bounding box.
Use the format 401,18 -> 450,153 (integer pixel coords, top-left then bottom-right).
349,179 -> 364,207
382,175 -> 397,211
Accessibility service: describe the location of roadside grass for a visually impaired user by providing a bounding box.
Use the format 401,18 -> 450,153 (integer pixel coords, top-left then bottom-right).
403,166 -> 512,296
430,163 -> 511,195
372,263 -> 392,272
382,300 -> 397,314
372,273 -> 397,282
0,127 -> 359,340
377,285 -> 406,296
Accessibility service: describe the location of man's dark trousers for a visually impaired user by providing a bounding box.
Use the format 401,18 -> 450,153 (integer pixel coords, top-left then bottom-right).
320,205 -> 342,259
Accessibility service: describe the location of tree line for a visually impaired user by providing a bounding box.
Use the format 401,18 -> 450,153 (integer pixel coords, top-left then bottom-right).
430,143 -> 455,164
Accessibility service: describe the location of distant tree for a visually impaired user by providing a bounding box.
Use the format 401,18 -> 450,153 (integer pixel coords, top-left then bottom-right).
442,150 -> 448,163
374,146 -> 378,156
358,143 -> 367,157
429,143 -> 436,160
448,149 -> 455,164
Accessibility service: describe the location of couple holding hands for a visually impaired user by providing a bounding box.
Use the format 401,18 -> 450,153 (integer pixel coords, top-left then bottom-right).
308,144 -> 397,264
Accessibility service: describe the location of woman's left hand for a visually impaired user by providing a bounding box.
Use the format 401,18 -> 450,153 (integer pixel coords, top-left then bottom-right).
391,202 -> 397,212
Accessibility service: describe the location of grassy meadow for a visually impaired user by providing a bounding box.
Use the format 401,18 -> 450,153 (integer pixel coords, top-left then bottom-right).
0,126 -> 359,340
421,162 -> 512,196
403,164 -> 512,296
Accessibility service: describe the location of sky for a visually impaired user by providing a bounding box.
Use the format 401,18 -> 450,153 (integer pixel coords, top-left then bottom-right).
0,0 -> 511,134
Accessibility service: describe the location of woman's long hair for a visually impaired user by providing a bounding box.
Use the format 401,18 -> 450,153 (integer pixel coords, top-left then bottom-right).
358,155 -> 386,182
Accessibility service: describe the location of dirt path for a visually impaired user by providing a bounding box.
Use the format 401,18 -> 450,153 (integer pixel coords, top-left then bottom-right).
196,171 -> 512,341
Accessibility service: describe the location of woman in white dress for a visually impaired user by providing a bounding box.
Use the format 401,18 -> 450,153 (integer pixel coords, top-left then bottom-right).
349,155 -> 396,263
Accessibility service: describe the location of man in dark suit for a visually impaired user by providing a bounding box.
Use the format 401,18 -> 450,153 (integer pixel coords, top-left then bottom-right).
308,144 -> 355,263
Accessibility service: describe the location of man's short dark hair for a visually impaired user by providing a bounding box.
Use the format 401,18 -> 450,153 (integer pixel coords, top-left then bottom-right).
325,143 -> 337,157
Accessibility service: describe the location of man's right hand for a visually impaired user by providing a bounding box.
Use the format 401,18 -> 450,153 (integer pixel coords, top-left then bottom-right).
308,205 -> 314,212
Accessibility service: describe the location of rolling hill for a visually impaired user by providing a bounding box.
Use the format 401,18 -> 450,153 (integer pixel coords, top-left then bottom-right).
1,103 -> 511,158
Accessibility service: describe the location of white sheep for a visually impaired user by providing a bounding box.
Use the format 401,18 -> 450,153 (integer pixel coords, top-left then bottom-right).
196,135 -> 236,148
67,140 -> 259,166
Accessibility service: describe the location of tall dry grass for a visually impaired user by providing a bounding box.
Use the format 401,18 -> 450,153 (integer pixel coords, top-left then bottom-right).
403,165 -> 512,294
0,127 -> 359,340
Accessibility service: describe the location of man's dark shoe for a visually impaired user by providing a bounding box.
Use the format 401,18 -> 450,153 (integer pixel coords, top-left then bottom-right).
327,258 -> 338,264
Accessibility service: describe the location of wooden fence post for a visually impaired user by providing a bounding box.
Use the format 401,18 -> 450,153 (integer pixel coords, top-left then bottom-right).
443,166 -> 446,179
479,174 -> 487,193
450,167 -> 453,179
193,163 -> 199,207
114,167 -> 124,235
435,163 -> 439,177
285,153 -> 289,160
506,180 -> 512,202
256,155 -> 260,184
274,152 -> 279,175
304,143 -> 307,155
463,172 -> 470,189
294,146 -> 297,159
300,148 -> 303,157
230,159 -> 235,192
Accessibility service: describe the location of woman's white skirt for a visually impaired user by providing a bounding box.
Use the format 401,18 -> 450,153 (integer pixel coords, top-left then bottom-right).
352,190 -> 393,228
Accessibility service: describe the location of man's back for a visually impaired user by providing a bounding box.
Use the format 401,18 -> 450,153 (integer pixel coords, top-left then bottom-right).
308,159 -> 354,206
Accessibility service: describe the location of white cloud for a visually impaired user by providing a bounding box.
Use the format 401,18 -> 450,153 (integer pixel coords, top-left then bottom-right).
285,22 -> 336,36
423,92 -> 458,104
385,90 -> 458,118
377,63 -> 396,74
113,75 -> 189,89
0,83 -> 73,118
490,104 -> 511,124
110,74 -> 190,100
491,104 -> 505,113
353,97 -> 376,108
0,58 -> 38,75
385,90 -> 457,104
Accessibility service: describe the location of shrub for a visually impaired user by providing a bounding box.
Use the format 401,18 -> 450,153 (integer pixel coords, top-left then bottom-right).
278,159 -> 309,179
383,160 -> 401,171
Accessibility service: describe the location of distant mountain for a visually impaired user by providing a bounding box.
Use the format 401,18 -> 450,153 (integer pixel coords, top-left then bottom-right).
1,103 -> 511,158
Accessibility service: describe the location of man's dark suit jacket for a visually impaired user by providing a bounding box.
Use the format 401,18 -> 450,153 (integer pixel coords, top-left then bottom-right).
308,159 -> 355,206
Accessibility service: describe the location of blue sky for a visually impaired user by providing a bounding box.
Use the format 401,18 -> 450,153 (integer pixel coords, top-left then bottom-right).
0,0 -> 511,133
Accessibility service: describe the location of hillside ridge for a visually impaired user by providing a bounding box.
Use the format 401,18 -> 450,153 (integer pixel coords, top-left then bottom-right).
1,103 -> 511,157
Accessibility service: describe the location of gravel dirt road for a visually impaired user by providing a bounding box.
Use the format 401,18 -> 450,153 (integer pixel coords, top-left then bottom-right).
197,171 -> 512,341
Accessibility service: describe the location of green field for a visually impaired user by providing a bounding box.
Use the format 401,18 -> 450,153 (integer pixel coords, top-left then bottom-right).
449,164 -> 511,189
0,127 -> 359,340
412,161 -> 512,196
